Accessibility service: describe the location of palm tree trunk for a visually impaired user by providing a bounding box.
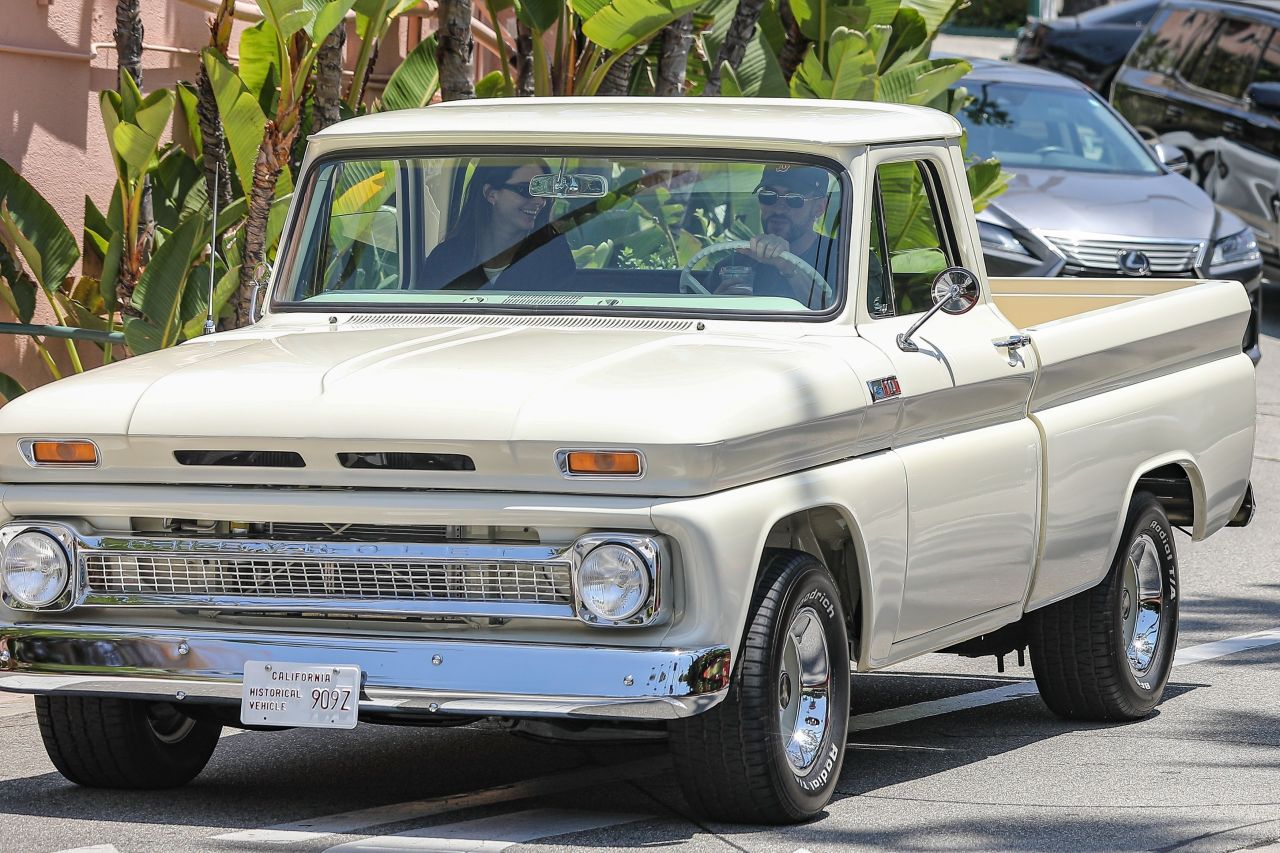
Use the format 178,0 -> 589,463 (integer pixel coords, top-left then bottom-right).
114,0 -> 149,316
196,0 -> 236,210
234,102 -> 300,326
314,24 -> 347,131
515,22 -> 535,95
438,0 -> 476,101
777,0 -> 809,84
595,46 -> 644,96
655,13 -> 693,96
113,0 -> 144,86
703,0 -> 765,96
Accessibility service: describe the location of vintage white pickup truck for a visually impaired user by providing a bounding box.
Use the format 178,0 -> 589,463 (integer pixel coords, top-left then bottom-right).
0,99 -> 1257,823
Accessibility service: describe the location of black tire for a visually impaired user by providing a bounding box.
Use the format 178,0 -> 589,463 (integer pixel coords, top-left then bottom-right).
669,550 -> 850,824
1028,492 -> 1179,721
36,696 -> 222,788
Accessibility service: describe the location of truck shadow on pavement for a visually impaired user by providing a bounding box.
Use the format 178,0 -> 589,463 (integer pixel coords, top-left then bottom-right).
0,673 -> 1213,850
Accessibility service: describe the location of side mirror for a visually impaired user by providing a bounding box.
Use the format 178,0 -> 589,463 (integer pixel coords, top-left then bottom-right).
897,267 -> 980,353
1152,142 -> 1189,175
1245,82 -> 1280,116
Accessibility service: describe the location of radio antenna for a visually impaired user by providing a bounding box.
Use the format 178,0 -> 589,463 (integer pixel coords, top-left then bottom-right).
203,164 -> 220,336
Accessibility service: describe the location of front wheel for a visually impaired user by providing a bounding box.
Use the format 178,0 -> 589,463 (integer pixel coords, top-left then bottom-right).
1028,492 -> 1179,721
36,696 -> 222,788
669,550 -> 850,824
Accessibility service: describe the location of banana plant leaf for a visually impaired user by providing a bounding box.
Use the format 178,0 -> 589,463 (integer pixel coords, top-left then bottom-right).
0,158 -> 80,292
0,372 -> 24,403
130,212 -> 206,352
379,35 -> 440,111
205,50 -> 270,199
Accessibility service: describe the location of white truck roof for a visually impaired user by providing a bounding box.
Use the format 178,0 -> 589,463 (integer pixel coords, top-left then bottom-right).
309,97 -> 964,154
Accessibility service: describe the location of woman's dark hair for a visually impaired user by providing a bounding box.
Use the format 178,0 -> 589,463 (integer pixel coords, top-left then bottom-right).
446,161 -> 553,261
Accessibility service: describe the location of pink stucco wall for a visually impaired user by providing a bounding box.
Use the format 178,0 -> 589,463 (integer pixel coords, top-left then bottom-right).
0,0 -> 457,399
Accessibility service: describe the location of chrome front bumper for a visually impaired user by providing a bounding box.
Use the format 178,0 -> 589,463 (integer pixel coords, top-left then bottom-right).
0,625 -> 730,721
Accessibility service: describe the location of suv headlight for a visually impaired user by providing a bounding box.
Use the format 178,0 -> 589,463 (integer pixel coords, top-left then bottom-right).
1210,228 -> 1261,270
978,221 -> 1031,256
577,543 -> 651,622
1,531 -> 71,608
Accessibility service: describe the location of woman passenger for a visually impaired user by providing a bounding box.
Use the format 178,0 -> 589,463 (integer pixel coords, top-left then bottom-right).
420,162 -> 575,291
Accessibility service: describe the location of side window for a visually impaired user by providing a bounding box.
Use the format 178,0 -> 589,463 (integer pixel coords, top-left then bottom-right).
873,161 -> 952,317
1187,18 -> 1267,98
315,160 -> 403,292
1129,8 -> 1214,75
1253,29 -> 1280,86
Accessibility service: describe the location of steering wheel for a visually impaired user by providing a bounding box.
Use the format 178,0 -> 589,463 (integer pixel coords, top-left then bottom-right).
679,240 -> 834,305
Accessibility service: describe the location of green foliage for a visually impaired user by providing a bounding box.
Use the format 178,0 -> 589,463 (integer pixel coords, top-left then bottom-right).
378,35 -> 440,111
0,159 -> 79,294
0,372 -> 24,403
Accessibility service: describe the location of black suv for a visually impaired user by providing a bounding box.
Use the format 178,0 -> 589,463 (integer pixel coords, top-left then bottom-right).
1112,1 -> 1280,279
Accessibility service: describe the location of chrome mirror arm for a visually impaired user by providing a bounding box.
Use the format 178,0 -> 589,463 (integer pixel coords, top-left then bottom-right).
896,284 -> 958,353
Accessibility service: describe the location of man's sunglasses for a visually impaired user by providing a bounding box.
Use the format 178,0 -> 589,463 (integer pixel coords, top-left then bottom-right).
754,187 -> 818,209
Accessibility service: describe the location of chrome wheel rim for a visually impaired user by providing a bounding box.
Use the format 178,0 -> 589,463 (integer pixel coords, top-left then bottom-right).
1122,532 -> 1165,677
147,703 -> 197,745
778,606 -> 831,774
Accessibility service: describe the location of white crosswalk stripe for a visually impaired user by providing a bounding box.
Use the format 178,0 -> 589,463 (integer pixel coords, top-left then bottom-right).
321,808 -> 646,853
848,625 -> 1280,733
214,758 -> 668,844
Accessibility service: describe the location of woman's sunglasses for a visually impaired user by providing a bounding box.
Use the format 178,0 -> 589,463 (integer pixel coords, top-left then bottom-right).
755,187 -> 817,209
500,181 -> 545,200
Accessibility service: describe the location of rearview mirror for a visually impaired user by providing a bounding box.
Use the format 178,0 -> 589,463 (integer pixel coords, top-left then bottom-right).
1151,142 -> 1189,175
1245,82 -> 1280,116
529,172 -> 609,198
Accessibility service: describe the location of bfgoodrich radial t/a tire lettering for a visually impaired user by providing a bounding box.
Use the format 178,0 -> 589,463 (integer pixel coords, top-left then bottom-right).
669,549 -> 850,823
1028,492 -> 1179,721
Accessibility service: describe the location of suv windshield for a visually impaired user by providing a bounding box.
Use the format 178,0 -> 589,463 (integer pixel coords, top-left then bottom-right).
957,80 -> 1161,175
276,154 -> 845,315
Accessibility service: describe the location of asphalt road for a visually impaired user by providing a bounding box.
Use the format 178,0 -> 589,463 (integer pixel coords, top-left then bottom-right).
1,292 -> 1278,853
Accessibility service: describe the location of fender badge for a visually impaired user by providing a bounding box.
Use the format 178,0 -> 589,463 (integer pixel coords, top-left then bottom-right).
867,376 -> 901,402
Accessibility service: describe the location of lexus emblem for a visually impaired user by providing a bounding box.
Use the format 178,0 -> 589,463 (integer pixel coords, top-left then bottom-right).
1117,249 -> 1151,277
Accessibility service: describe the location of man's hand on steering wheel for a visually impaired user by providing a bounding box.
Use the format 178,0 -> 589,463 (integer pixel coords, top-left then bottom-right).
741,234 -> 792,267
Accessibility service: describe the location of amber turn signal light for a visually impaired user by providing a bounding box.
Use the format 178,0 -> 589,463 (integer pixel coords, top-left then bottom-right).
564,450 -> 642,477
30,440 -> 98,465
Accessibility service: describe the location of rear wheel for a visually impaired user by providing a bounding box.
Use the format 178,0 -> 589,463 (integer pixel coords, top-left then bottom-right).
669,550 -> 849,824
1028,492 -> 1179,720
36,696 -> 222,788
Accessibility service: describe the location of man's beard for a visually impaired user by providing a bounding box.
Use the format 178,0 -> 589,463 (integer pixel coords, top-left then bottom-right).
764,215 -> 799,241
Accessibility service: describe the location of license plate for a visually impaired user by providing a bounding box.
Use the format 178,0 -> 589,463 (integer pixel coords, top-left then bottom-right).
240,661 -> 361,729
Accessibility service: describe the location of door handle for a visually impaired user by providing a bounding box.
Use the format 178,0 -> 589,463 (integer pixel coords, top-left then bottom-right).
993,333 -> 1032,365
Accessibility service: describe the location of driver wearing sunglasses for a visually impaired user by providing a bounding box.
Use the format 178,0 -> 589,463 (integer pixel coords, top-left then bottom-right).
714,164 -> 836,307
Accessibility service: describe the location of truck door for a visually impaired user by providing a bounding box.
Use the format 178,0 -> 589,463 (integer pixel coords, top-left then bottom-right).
854,146 -> 1041,645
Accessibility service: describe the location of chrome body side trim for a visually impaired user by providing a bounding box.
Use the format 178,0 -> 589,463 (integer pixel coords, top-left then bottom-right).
0,625 -> 730,721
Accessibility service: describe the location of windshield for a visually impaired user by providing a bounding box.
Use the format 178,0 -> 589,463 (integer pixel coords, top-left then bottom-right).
276,154 -> 845,315
957,81 -> 1161,175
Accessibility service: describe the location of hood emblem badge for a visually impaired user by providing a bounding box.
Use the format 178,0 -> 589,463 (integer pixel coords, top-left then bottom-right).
1117,249 -> 1152,277
868,376 -> 901,402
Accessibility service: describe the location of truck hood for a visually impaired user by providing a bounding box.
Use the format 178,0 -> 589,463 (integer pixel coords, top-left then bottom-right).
0,316 -> 876,496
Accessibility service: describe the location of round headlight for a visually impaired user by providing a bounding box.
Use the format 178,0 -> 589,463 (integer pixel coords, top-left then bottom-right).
2,531 -> 71,608
577,543 -> 651,622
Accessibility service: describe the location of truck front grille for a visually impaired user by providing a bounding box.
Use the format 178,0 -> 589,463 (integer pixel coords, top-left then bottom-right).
84,552 -> 572,605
